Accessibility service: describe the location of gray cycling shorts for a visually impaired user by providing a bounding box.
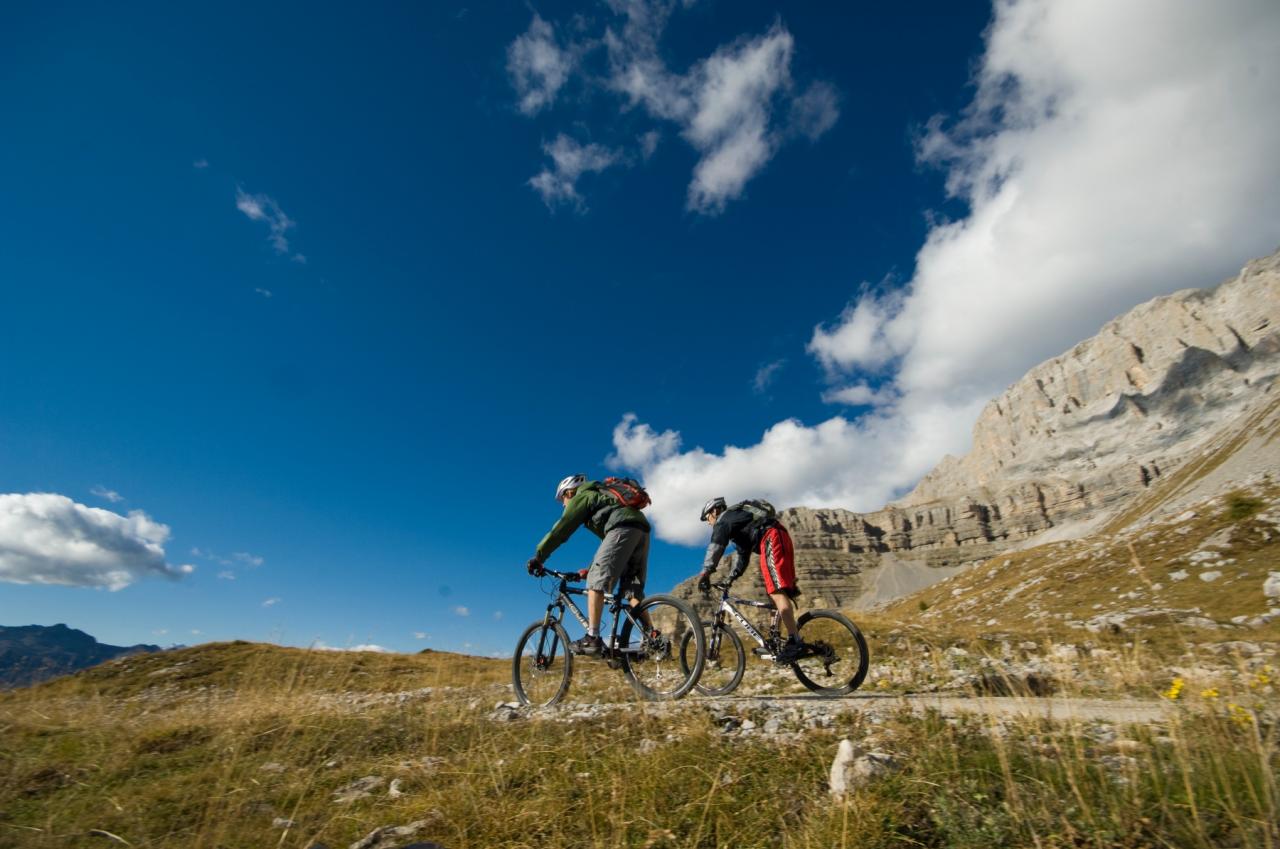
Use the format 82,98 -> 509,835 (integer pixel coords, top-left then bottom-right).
586,526 -> 649,599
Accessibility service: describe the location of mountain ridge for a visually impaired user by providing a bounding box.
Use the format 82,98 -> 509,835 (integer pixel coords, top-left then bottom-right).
0,623 -> 162,688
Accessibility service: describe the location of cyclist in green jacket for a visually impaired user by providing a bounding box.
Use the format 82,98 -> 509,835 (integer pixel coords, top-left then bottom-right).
527,474 -> 651,656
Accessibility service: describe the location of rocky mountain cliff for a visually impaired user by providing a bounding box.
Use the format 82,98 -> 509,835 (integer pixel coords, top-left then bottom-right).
0,623 -> 161,688
673,250 -> 1280,611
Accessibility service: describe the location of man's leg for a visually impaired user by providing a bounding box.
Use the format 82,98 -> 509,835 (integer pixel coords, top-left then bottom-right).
623,530 -> 653,631
770,591 -> 799,639
575,527 -> 643,654
759,526 -> 801,656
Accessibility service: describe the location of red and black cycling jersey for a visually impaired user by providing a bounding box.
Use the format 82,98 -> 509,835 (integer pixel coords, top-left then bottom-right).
702,508 -> 777,577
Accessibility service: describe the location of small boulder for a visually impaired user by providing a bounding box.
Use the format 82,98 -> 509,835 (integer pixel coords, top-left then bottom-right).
829,739 -> 899,798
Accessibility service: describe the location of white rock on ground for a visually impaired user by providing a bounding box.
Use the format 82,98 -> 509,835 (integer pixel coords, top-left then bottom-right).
829,739 -> 899,798
1264,572 -> 1280,599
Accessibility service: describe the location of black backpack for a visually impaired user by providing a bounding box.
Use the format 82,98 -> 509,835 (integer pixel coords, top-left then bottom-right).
731,498 -> 777,526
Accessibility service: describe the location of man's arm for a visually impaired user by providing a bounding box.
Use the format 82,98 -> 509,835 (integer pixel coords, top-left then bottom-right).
702,541 -> 727,574
534,492 -> 593,562
727,546 -> 750,581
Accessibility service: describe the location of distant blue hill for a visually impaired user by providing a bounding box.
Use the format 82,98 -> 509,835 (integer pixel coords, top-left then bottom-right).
0,623 -> 162,688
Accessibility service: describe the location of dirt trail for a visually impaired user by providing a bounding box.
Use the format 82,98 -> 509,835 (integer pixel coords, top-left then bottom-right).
717,693 -> 1174,724
525,693 -> 1176,726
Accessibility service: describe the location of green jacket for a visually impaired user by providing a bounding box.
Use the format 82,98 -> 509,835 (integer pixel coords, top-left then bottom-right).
535,481 -> 650,562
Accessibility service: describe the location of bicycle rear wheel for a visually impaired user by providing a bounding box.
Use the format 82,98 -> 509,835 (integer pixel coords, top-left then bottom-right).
512,620 -> 573,706
790,610 -> 869,697
619,594 -> 704,701
680,623 -> 745,697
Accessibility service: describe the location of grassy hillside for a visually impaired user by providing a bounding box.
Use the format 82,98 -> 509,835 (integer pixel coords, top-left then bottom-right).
2,625 -> 1276,848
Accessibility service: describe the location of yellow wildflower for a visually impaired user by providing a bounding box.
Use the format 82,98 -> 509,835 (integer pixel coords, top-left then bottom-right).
1162,677 -> 1185,700
1226,703 -> 1253,728
1200,687 -> 1219,699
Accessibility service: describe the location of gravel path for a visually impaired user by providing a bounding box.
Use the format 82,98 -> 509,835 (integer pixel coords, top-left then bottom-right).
498,692 -> 1177,727
715,693 -> 1174,724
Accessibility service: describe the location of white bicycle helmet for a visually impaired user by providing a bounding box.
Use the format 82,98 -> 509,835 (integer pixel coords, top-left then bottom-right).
555,474 -> 587,501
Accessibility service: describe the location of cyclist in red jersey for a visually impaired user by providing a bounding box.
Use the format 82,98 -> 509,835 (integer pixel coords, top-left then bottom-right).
693,497 -> 803,662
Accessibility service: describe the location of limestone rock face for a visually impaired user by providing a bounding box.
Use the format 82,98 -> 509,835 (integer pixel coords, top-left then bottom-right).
904,250 -> 1280,508
672,250 -> 1280,611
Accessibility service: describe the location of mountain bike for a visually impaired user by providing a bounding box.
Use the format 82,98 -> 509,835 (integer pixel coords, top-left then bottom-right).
512,567 -> 705,705
679,580 -> 869,697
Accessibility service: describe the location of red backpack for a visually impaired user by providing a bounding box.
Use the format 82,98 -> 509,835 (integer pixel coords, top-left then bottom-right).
601,477 -> 651,510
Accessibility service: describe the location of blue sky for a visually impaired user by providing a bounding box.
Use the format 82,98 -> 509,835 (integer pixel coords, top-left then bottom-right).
3,0 -> 1278,656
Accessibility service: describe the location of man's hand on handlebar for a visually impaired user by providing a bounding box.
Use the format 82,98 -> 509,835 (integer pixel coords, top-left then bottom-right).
526,557 -> 545,577
696,571 -> 712,594
573,568 -> 589,582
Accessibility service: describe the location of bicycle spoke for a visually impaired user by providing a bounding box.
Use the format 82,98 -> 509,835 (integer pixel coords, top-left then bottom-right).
512,621 -> 572,706
620,594 -> 704,701
791,611 -> 869,697
681,623 -> 745,697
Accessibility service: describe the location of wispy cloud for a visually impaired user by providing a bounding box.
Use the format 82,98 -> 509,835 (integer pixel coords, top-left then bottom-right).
820,382 -> 897,408
452,606 -> 470,617
507,14 -> 575,116
90,485 -> 124,504
528,135 -> 623,209
752,360 -> 785,394
0,493 -> 193,590
254,288 -> 274,298
191,547 -> 264,568
192,158 -> 209,169
511,2 -> 839,214
235,187 -> 305,262
216,570 -> 235,581
413,631 -> 429,640
492,611 -> 504,621
639,130 -> 661,160
262,597 -> 281,607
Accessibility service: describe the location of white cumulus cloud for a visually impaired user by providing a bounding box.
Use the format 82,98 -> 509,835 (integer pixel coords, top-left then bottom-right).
313,641 -> 391,653
612,0 -> 1280,545
0,494 -> 192,591
608,412 -> 680,469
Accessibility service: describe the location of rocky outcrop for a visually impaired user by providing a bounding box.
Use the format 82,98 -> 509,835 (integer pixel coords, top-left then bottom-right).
904,250 -> 1280,508
673,250 -> 1280,611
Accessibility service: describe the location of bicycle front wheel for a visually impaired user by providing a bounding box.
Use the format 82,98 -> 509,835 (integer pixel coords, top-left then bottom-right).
619,594 -> 704,701
791,610 -> 869,697
680,624 -> 745,697
512,620 -> 573,706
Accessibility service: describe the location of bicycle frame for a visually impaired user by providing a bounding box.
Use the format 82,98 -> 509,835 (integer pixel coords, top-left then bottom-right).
536,571 -> 648,657
711,591 -> 779,652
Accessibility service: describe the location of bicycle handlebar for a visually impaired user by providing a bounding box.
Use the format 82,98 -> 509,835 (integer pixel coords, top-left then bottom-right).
533,566 -> 586,582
